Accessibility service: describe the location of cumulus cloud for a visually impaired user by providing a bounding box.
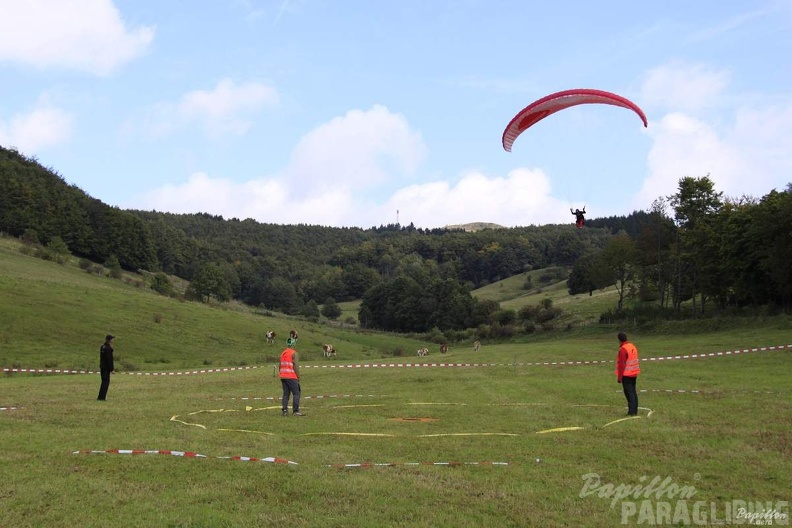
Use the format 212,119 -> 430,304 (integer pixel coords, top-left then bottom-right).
133,79 -> 279,139
138,105 -> 586,228
376,168 -> 569,229
640,62 -> 730,112
0,0 -> 154,75
0,104 -> 72,152
287,105 -> 427,194
634,61 -> 792,209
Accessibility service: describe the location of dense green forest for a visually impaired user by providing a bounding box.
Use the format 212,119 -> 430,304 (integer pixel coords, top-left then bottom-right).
1,145 -> 790,333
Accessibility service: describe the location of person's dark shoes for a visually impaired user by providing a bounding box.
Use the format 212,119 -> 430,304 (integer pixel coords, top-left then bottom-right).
293,411 -> 305,416
282,410 -> 288,416
97,398 -> 106,401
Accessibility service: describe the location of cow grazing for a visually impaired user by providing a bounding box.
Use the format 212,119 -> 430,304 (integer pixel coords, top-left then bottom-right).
289,330 -> 299,341
473,340 -> 481,352
417,347 -> 429,357
266,331 -> 276,344
322,344 -> 336,357
439,343 -> 448,354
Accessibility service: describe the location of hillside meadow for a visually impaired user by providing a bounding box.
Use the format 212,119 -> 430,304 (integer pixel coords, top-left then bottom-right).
1,236 -> 791,527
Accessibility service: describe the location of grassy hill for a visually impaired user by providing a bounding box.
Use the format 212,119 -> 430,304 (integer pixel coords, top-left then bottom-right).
470,267 -> 619,326
0,236 -> 426,371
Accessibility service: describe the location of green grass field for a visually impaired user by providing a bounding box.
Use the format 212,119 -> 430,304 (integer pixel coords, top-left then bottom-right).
1,236 -> 791,527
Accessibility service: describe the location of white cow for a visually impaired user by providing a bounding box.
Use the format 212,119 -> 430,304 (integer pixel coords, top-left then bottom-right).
322,344 -> 337,357
417,347 -> 429,357
473,340 -> 481,352
266,331 -> 276,344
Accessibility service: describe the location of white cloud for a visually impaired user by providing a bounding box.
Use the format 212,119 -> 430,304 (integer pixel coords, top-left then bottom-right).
634,61 -> 792,209
134,79 -> 279,139
0,0 -> 154,75
137,105 -> 585,228
640,61 -> 730,113
0,104 -> 72,153
377,168 -> 569,229
286,105 -> 427,194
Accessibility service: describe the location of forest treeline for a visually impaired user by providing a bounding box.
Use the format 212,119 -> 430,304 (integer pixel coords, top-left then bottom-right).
1,145 -> 790,333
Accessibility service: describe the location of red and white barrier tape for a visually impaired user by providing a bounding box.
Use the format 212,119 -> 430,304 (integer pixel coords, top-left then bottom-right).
6,343 -> 788,376
635,388 -> 780,394
72,449 -> 297,465
326,461 -> 511,469
1,406 -> 21,411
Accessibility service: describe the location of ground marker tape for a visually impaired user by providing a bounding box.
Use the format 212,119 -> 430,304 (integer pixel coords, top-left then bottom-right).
72,449 -> 297,464
536,427 -> 586,434
602,416 -> 641,428
638,406 -> 654,418
332,404 -> 384,409
636,388 -> 780,394
1,406 -> 21,411
169,415 -> 207,429
303,432 -> 395,437
408,402 -> 466,406
326,461 -> 511,469
417,433 -> 519,437
217,429 -> 274,435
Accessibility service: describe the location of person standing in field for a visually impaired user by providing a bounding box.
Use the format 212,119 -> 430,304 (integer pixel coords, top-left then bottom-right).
97,334 -> 115,401
615,332 -> 640,416
279,338 -> 303,416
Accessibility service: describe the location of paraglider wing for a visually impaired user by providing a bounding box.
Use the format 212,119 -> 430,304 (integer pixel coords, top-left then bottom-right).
502,89 -> 648,152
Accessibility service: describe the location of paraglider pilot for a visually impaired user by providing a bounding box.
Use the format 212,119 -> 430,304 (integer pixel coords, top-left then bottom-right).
571,207 -> 586,228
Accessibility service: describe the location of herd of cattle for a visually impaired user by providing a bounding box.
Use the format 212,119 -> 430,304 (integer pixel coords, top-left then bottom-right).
267,331 -> 481,358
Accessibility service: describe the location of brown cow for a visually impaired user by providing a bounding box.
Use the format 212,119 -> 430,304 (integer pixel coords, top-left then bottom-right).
322,344 -> 336,357
439,343 -> 448,354
473,340 -> 481,352
266,331 -> 276,344
417,347 -> 429,357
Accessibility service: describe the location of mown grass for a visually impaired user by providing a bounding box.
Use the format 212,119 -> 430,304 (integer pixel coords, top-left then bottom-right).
1,236 -> 791,527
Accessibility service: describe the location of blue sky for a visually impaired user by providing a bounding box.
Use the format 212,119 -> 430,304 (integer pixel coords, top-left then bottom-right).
1,0 -> 790,228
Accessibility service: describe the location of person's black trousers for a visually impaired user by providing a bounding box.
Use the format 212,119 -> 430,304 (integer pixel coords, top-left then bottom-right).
622,376 -> 638,415
98,370 -> 111,400
281,378 -> 301,413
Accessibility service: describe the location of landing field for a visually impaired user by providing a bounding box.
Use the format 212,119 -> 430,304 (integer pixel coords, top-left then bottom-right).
2,338 -> 790,527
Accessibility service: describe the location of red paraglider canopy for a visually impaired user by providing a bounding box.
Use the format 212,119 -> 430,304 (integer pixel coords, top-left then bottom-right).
502,88 -> 648,152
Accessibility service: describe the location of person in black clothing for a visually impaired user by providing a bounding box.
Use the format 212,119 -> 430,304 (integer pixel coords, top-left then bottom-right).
570,207 -> 586,228
98,334 -> 115,401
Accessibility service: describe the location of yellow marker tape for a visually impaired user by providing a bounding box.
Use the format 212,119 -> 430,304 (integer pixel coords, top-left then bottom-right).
536,427 -> 585,434
417,433 -> 519,437
602,416 -> 640,428
245,406 -> 252,411
189,409 -> 239,415
217,429 -> 274,435
332,404 -> 384,409
303,432 -> 395,437
408,402 -> 467,406
169,415 -> 207,429
638,406 -> 654,417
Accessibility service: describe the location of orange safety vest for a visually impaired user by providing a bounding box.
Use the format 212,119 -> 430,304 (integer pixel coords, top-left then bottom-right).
279,348 -> 299,379
616,342 -> 640,380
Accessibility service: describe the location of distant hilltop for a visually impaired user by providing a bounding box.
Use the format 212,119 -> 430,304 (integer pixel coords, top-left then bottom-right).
444,222 -> 506,232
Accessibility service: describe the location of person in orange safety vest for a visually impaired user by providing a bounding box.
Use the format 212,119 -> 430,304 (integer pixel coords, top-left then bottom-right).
280,339 -> 304,416
616,332 -> 640,416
